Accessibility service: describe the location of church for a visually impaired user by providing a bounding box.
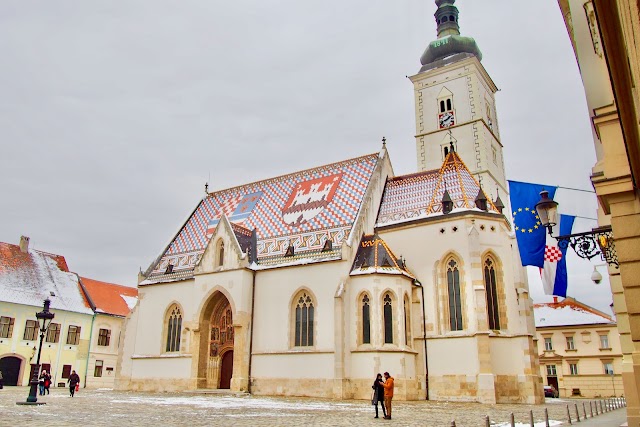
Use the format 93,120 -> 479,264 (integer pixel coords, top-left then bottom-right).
116,0 -> 543,404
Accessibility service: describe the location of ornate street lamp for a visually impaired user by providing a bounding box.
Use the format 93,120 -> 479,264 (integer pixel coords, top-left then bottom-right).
535,191 -> 619,268
16,298 -> 55,406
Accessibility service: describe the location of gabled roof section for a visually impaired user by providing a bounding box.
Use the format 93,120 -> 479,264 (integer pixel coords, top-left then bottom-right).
350,234 -> 416,280
534,297 -> 615,327
146,153 -> 380,282
0,242 -> 93,315
376,150 -> 499,227
79,277 -> 138,317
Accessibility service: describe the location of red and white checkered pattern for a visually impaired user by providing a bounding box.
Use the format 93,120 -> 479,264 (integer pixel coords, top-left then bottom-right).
544,245 -> 563,263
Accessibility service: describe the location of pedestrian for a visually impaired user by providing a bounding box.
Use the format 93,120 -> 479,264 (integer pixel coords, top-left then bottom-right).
68,370 -> 80,397
382,371 -> 395,420
0,369 -> 3,389
371,373 -> 386,419
38,370 -> 46,395
43,370 -> 51,395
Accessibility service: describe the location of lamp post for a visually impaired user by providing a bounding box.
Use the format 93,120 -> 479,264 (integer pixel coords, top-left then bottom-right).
534,191 -> 619,268
17,298 -> 55,406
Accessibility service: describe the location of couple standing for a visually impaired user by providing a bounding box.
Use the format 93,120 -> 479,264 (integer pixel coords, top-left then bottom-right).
372,372 -> 394,420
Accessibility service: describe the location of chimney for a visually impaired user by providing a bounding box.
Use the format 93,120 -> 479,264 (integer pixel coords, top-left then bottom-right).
553,296 -> 558,304
19,236 -> 30,253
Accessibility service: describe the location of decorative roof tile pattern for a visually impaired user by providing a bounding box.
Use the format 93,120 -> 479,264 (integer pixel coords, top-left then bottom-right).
534,297 -> 614,327
376,150 -> 499,227
148,154 -> 380,280
0,242 -> 93,315
350,234 -> 416,280
80,277 -> 138,317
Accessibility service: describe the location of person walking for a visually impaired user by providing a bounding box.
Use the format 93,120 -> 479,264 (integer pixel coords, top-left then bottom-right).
382,371 -> 395,420
43,370 -> 51,395
38,370 -> 46,396
371,373 -> 386,419
68,370 -> 80,397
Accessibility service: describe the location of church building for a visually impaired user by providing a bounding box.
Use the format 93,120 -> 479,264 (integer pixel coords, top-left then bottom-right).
116,0 -> 543,404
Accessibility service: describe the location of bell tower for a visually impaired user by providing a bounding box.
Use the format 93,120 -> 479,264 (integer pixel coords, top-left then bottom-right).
410,0 -> 507,198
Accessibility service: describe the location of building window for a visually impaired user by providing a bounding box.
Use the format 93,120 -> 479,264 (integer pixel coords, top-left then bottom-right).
23,320 -> 38,341
0,316 -> 14,338
61,365 -> 72,379
362,294 -> 371,345
483,257 -> 500,330
383,293 -> 394,344
603,362 -> 614,375
403,295 -> 411,346
165,305 -> 182,352
46,323 -> 60,343
569,363 -> 578,375
544,337 -> 553,351
294,292 -> 314,347
97,329 -> 111,346
566,336 -> 575,350
600,334 -> 610,349
546,364 -> 557,376
447,259 -> 463,331
66,325 -> 81,345
94,360 -> 103,377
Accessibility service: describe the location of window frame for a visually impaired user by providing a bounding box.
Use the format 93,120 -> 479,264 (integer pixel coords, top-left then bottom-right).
46,323 -> 61,343
165,305 -> 183,353
97,328 -> 111,347
544,337 -> 553,351
446,259 -> 463,331
94,360 -> 104,377
569,363 -> 578,375
361,294 -> 371,345
566,336 -> 575,350
483,256 -> 501,330
603,362 -> 614,375
23,319 -> 38,341
293,291 -> 315,348
66,325 -> 81,345
0,316 -> 14,339
546,364 -> 557,376
383,292 -> 394,344
599,334 -> 610,349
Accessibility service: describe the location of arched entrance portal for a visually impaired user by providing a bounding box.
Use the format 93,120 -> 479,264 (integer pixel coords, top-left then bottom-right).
199,292 -> 234,389
0,356 -> 23,386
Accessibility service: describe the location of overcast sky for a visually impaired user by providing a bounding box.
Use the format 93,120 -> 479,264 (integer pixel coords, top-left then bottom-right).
0,1 -> 613,312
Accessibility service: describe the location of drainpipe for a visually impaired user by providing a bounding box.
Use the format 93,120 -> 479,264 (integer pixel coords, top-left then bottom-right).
76,275 -> 97,389
415,280 -> 429,400
247,229 -> 258,394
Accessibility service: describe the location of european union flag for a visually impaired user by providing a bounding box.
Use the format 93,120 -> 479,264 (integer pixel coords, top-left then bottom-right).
508,181 -> 558,268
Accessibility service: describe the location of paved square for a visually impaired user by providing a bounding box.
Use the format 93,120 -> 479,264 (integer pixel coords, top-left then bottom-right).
0,386 -> 618,426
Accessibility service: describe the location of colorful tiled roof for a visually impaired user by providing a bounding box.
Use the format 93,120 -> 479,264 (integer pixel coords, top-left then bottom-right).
79,277 -> 138,317
350,234 -> 416,280
376,150 -> 499,227
0,241 -> 93,315
146,153 -> 380,281
534,297 -> 615,327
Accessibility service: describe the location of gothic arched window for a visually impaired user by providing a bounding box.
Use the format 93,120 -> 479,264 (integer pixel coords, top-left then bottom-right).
165,305 -> 182,352
362,294 -> 371,344
294,292 -> 314,347
484,257 -> 501,330
447,259 -> 463,331
383,293 -> 393,344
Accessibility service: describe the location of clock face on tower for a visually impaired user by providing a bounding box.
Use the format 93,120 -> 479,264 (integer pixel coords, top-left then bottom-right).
439,111 -> 455,129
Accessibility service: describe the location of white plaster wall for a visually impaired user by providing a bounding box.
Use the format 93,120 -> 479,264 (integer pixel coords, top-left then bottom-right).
427,337 -> 479,375
131,356 -> 192,378
251,353 -> 334,379
489,337 -> 525,374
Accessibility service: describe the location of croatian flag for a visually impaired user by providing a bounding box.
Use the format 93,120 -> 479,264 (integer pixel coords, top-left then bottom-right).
541,214 -> 575,297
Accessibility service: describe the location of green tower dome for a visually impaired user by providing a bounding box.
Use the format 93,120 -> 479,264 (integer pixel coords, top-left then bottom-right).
419,0 -> 482,72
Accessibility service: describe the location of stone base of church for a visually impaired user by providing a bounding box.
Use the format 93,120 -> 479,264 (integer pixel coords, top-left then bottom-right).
114,376 -> 196,392
428,374 -> 542,404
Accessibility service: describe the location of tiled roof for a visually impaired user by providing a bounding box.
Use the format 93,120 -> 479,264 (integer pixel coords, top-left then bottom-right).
147,153 -> 380,281
376,150 -> 499,227
350,234 -> 416,280
80,277 -> 138,317
0,242 -> 93,315
534,297 -> 615,327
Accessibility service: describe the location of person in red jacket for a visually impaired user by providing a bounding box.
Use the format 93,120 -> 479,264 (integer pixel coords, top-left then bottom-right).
382,372 -> 395,420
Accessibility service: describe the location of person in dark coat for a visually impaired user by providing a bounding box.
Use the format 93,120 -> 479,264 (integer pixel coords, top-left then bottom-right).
371,373 -> 386,419
68,370 -> 80,397
38,370 -> 46,395
43,370 -> 52,395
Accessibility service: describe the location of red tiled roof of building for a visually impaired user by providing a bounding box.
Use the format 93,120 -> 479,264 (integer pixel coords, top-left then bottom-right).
80,277 -> 138,317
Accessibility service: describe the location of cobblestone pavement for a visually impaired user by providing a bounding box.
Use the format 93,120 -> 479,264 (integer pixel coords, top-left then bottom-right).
0,387 -> 627,427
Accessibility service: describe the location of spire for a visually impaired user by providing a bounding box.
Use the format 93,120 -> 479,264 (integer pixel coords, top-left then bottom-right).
435,0 -> 460,38
494,188 -> 505,214
419,0 -> 482,71
474,187 -> 488,211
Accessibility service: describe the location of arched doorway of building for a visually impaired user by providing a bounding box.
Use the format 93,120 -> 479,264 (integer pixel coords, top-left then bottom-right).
0,356 -> 23,386
198,291 -> 234,389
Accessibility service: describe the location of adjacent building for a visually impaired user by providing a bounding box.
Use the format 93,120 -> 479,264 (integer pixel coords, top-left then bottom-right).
556,0 -> 640,423
0,236 -> 137,389
535,297 -> 622,398
117,0 -> 543,404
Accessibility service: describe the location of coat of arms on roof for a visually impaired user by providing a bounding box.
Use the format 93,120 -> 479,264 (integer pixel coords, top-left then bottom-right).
282,173 -> 342,226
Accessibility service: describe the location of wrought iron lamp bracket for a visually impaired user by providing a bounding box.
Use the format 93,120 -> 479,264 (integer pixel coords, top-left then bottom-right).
555,226 -> 618,268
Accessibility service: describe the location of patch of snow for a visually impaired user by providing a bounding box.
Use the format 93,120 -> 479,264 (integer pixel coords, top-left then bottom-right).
121,295 -> 138,310
493,422 -> 562,427
535,305 -> 613,327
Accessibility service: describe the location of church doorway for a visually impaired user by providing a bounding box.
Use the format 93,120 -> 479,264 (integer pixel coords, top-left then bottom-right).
199,291 -> 235,389
0,356 -> 23,386
219,350 -> 233,389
